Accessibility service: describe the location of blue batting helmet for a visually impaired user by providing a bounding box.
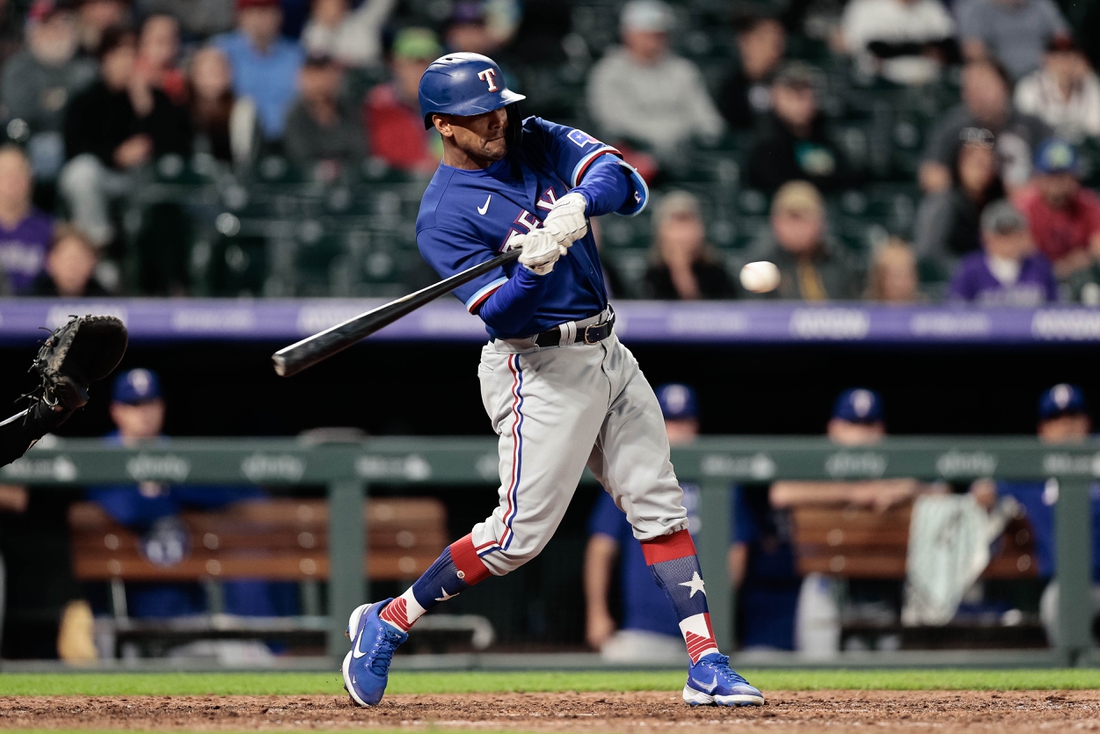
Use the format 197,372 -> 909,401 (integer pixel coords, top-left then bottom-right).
418,52 -> 525,129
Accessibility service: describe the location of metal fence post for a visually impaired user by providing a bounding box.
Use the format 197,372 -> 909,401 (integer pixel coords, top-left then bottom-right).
699,479 -> 733,652
1056,477 -> 1092,665
327,480 -> 367,658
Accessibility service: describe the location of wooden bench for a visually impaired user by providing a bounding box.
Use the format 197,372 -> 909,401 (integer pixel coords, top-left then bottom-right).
790,501 -> 1038,579
69,497 -> 494,654
789,500 -> 1043,649
70,497 -> 446,584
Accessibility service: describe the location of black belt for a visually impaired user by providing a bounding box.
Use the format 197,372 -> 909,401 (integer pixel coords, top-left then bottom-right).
533,312 -> 616,348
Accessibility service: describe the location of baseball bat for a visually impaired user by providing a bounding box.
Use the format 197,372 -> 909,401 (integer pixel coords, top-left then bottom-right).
272,248 -> 522,377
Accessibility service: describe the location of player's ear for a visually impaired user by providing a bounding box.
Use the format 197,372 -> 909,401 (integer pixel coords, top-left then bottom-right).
432,114 -> 453,138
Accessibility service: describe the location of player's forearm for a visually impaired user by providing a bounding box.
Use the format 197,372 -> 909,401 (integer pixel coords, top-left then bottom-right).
583,537 -> 618,615
572,157 -> 633,217
476,265 -> 552,335
771,480 -> 924,507
770,481 -> 881,506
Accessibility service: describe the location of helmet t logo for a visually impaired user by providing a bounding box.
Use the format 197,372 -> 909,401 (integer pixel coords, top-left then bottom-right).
477,68 -> 499,92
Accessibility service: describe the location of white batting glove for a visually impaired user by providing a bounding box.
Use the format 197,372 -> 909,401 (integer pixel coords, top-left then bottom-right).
516,231 -> 568,276
540,192 -> 588,247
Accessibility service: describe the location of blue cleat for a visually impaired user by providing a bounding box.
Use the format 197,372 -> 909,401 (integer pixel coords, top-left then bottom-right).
682,653 -> 765,707
341,599 -> 408,706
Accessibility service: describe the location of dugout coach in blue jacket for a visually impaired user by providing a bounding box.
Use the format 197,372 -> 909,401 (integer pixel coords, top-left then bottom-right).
341,52 -> 765,710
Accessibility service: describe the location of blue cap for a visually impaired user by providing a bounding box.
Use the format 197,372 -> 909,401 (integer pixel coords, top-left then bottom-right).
112,368 -> 162,405
832,388 -> 883,424
1034,138 -> 1080,175
418,52 -> 525,129
655,383 -> 698,421
1039,383 -> 1087,420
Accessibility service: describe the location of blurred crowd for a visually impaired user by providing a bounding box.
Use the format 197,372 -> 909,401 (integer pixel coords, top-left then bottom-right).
0,0 -> 1095,300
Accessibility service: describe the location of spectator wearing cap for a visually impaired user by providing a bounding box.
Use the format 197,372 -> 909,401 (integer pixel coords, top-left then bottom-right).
362,27 -> 443,175
750,181 -> 862,301
770,389 -> 940,654
137,0 -> 233,39
718,9 -> 786,131
586,0 -> 724,159
958,0 -> 1069,80
300,0 -> 394,68
839,0 -> 957,86
59,26 -> 191,247
585,383 -> 714,662
1013,139 -> 1100,278
30,223 -> 108,296
971,384 -> 1100,646
920,59 -> 1050,194
1,0 -> 97,178
136,13 -> 185,106
640,191 -> 736,300
745,62 -> 859,194
87,369 -> 298,626
1014,38 -> 1100,144
212,0 -> 304,141
283,53 -> 364,177
914,131 -> 1005,272
0,146 -> 54,295
948,199 -> 1058,305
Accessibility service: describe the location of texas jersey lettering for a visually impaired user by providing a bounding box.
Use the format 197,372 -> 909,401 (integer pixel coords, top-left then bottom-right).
415,116 -> 644,339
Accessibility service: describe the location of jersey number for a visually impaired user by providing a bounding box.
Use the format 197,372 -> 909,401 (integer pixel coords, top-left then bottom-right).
477,68 -> 499,92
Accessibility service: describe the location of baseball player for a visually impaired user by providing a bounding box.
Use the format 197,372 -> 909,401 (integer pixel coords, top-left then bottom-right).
342,53 -> 763,708
0,315 -> 127,468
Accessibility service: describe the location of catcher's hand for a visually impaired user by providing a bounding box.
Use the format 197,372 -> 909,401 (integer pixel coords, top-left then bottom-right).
31,315 -> 128,412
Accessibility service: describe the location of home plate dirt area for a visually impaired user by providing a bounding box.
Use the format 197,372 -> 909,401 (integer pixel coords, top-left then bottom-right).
2,690 -> 1100,733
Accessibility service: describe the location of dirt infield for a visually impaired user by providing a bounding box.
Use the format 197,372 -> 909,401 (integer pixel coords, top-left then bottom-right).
2,690 -> 1100,733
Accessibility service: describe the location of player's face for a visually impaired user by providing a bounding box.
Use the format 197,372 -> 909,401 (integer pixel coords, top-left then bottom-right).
827,419 -> 885,446
1038,414 -> 1091,443
664,418 -> 699,447
439,108 -> 509,167
110,399 -> 166,441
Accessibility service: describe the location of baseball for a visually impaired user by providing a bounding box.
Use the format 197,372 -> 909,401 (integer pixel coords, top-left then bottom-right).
739,261 -> 781,293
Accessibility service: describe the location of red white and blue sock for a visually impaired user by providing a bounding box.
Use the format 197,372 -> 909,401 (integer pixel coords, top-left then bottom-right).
641,528 -> 720,663
378,534 -> 491,632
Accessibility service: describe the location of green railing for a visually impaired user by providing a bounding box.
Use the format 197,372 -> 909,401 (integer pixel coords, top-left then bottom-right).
6,437 -> 1095,664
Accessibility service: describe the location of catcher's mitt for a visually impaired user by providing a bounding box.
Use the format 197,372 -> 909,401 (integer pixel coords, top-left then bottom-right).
30,315 -> 129,412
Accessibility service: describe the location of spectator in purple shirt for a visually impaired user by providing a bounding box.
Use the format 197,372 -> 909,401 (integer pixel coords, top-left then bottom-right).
949,199 -> 1058,305
0,145 -> 54,294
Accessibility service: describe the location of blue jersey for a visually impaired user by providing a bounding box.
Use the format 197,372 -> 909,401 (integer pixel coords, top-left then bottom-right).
416,116 -> 646,340
732,486 -> 799,651
996,479 -> 1100,581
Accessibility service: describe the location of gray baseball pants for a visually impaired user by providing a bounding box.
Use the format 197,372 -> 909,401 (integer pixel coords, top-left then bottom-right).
470,314 -> 689,576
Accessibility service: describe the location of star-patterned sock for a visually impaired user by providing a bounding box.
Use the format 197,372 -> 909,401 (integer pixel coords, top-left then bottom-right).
378,534 -> 491,632
640,529 -> 720,663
